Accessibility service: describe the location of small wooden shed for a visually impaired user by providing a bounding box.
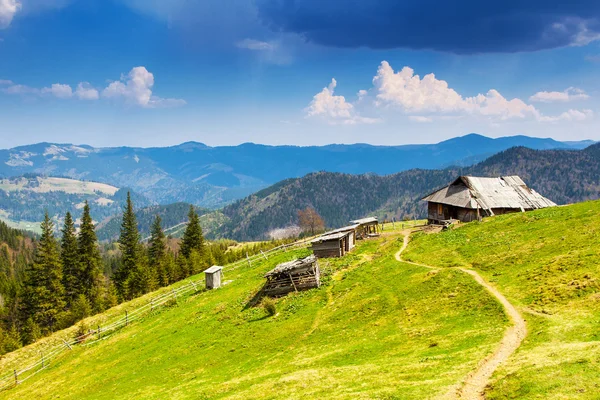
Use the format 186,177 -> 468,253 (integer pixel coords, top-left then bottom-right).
350,217 -> 380,239
263,255 -> 320,297
311,228 -> 354,258
204,265 -> 223,290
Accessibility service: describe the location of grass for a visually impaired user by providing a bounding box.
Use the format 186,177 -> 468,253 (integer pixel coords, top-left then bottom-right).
403,201 -> 600,399
0,232 -> 506,399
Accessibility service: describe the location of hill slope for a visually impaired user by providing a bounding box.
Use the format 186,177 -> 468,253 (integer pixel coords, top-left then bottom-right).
403,200 -> 600,399
0,135 -> 592,208
219,143 -> 600,240
0,175 -> 149,233
0,230 -> 507,399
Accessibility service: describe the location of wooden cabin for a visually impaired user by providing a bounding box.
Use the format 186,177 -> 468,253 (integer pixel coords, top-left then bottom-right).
263,255 -> 320,297
422,175 -> 556,225
204,265 -> 223,289
310,226 -> 356,258
350,217 -> 380,239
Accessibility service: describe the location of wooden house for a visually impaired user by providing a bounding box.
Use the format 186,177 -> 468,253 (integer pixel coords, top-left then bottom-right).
422,175 -> 556,225
310,225 -> 356,258
263,255 -> 320,297
204,265 -> 223,289
350,217 -> 380,239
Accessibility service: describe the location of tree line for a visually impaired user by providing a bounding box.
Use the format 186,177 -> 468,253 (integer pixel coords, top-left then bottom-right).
0,193 -> 294,355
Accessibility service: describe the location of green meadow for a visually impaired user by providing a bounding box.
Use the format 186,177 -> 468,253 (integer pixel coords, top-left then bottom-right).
0,233 -> 506,399
403,201 -> 600,399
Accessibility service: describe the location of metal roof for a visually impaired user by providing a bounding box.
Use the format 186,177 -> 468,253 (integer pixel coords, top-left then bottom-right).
204,265 -> 223,274
349,217 -> 378,225
422,175 -> 556,211
265,255 -> 317,277
327,224 -> 359,234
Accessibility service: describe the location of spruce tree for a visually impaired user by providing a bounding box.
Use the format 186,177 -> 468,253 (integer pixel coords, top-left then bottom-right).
148,215 -> 168,286
116,192 -> 141,299
20,213 -> 65,333
61,212 -> 80,305
77,202 -> 103,311
180,206 -> 204,260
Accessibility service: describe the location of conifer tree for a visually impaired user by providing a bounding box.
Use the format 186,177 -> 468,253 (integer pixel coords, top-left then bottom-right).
77,202 -> 103,311
20,213 -> 65,333
148,215 -> 168,286
179,206 -> 204,260
116,192 -> 141,299
60,212 -> 80,305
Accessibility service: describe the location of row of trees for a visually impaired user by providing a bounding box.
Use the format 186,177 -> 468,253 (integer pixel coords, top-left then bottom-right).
8,193 -> 208,349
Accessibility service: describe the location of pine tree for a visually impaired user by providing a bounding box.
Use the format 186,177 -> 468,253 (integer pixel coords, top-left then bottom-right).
116,192 -> 141,299
148,215 -> 166,265
179,206 -> 204,260
20,213 -> 65,333
60,212 -> 80,305
77,202 -> 103,312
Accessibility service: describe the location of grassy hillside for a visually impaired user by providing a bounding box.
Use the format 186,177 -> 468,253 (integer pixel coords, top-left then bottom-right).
0,230 -> 507,399
403,201 -> 600,399
219,144 -> 600,241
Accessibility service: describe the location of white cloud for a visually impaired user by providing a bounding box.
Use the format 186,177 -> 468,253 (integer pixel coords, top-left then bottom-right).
373,61 -> 539,120
529,87 -> 589,103
0,79 -> 13,85
102,66 -> 185,108
236,38 -> 274,51
0,0 -> 20,29
538,109 -> 593,123
408,116 -> 432,123
305,78 -> 380,125
2,83 -> 38,95
75,82 -> 99,100
41,83 -> 73,99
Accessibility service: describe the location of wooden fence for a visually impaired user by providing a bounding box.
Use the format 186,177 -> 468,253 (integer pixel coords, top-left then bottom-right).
0,238 -> 312,392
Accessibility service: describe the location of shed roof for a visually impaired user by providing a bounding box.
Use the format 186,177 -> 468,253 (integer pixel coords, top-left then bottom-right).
422,176 -> 556,211
349,217 -> 378,225
311,231 -> 349,243
204,265 -> 223,274
265,255 -> 317,278
327,224 -> 359,234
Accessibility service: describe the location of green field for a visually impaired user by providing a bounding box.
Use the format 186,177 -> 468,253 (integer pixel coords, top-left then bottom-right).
403,201 -> 600,399
0,230 -> 507,399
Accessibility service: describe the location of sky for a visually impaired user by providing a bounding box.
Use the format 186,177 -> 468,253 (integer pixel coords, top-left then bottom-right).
1,0 -> 600,148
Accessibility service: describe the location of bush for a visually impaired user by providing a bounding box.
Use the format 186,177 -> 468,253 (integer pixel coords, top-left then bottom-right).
262,297 -> 277,316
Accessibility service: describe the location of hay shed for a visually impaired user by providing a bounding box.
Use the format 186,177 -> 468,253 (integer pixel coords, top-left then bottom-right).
263,255 -> 320,297
422,175 -> 556,225
350,217 -> 380,239
311,229 -> 354,258
204,265 -> 223,290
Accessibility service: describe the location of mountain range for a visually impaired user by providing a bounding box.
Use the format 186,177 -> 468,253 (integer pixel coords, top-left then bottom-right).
0,134 -> 593,209
215,143 -> 600,240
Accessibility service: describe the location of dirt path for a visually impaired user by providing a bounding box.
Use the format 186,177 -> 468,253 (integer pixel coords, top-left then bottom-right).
395,230 -> 527,400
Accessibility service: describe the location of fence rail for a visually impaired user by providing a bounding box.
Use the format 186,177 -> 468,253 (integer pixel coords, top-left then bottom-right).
0,237 -> 311,392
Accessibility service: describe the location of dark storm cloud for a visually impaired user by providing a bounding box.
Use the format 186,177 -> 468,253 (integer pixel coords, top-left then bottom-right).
256,0 -> 600,53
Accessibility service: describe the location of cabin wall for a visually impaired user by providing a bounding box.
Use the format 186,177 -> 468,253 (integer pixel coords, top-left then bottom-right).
427,202 -> 478,224
312,239 -> 343,258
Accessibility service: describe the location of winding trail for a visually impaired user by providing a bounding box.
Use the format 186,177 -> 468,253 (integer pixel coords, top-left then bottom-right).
395,230 -> 527,400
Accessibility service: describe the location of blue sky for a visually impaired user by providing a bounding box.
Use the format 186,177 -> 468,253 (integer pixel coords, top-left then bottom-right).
1,0 -> 600,147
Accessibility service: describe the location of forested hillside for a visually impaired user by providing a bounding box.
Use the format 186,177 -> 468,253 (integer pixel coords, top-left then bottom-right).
96,203 -> 210,242
219,144 -> 600,240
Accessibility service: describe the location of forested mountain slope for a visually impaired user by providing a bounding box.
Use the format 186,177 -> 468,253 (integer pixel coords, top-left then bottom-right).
218,144 -> 600,240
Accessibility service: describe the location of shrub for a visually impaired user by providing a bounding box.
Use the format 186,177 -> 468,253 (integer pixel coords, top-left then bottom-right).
262,297 -> 277,316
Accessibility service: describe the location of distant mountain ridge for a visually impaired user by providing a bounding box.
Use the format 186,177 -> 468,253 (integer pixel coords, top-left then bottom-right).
215,143 -> 600,240
0,134 -> 593,209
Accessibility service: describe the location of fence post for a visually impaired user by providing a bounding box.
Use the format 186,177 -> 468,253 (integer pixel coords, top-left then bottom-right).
260,250 -> 268,260
97,325 -> 101,340
172,288 -> 177,301
189,280 -> 197,292
125,310 -> 128,326
62,339 -> 72,350
151,298 -> 154,311
13,370 -> 17,386
246,252 -> 251,268
40,351 -> 45,368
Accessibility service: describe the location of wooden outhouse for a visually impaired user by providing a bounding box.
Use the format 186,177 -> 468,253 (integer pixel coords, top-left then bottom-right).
263,255 -> 320,297
204,265 -> 223,290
